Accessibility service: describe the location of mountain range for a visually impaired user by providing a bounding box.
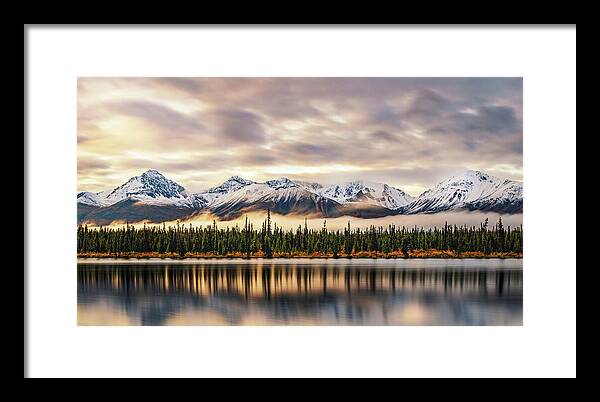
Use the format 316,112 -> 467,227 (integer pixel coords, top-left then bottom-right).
77,169 -> 523,225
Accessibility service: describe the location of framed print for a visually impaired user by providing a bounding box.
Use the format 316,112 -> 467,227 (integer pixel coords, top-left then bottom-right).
26,25 -> 576,378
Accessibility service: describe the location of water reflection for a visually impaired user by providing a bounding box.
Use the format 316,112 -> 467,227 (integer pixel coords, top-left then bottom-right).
78,259 -> 522,326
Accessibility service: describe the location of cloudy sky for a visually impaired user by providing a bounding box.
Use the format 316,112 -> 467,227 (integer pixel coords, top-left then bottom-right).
78,77 -> 522,196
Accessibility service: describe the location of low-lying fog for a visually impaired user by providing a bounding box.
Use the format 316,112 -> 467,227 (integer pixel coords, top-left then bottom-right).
94,211 -> 523,231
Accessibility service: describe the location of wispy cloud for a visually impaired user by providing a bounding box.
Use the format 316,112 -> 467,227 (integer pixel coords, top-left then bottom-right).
78,77 -> 522,195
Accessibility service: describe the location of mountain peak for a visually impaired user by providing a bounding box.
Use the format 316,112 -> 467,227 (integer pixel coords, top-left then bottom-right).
141,169 -> 164,178
318,180 -> 414,209
459,169 -> 497,182
102,169 -> 187,204
208,175 -> 254,195
407,169 -> 521,214
266,177 -> 298,189
78,169 -> 523,225
228,175 -> 253,184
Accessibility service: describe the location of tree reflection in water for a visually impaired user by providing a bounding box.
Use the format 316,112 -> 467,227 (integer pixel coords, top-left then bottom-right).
78,260 -> 522,326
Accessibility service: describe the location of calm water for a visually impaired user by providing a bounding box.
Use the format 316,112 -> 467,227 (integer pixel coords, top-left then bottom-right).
77,259 -> 522,326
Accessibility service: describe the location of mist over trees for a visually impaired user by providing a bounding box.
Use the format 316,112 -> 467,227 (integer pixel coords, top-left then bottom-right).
77,212 -> 522,258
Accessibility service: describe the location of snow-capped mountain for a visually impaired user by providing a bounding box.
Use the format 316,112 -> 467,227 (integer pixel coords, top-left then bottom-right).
101,169 -> 192,206
206,175 -> 255,196
296,181 -> 324,192
189,176 -> 256,208
401,170 -> 523,214
77,169 -> 195,208
77,169 -> 523,224
318,181 -> 415,210
205,178 -> 344,220
464,179 -> 523,213
76,191 -> 109,207
265,177 -> 298,190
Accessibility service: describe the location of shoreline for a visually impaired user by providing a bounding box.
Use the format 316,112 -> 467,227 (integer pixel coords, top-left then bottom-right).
77,251 -> 522,260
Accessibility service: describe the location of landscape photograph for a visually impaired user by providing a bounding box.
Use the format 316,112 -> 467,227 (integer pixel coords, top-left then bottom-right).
77,77 -> 523,326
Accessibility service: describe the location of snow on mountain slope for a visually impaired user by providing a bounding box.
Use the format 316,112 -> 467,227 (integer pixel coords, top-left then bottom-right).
77,168 -> 523,224
208,183 -> 273,208
465,179 -> 523,213
478,179 -> 522,203
77,191 -> 109,207
318,181 -> 415,210
295,180 -> 324,192
191,175 -> 255,206
78,169 -> 197,208
207,178 -> 344,219
101,169 -> 190,205
206,175 -> 255,195
265,177 -> 298,190
209,180 -> 308,208
199,177 -> 414,215
402,170 -> 523,214
208,177 -> 311,207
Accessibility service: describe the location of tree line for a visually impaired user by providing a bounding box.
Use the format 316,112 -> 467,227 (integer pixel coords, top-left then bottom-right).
77,211 -> 522,258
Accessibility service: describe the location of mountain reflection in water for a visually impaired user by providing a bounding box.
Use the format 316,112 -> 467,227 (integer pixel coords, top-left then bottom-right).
77,259 -> 522,326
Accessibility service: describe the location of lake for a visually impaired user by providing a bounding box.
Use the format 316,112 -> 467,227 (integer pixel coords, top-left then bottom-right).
77,258 -> 522,326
